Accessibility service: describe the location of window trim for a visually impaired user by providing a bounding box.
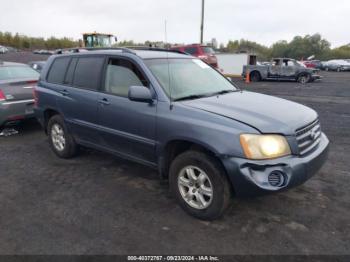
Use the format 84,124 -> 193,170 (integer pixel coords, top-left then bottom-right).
100,55 -> 152,99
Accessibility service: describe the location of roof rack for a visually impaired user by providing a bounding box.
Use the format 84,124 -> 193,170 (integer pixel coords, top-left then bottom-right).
54,47 -> 136,55
54,46 -> 188,56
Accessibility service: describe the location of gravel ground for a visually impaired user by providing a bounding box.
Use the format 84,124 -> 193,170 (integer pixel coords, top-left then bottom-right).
0,52 -> 349,255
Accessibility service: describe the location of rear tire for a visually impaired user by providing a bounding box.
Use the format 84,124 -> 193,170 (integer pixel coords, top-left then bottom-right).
250,71 -> 261,82
169,150 -> 231,220
47,115 -> 78,158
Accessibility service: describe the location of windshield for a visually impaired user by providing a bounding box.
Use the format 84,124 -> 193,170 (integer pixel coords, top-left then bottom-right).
145,58 -> 237,101
0,66 -> 39,80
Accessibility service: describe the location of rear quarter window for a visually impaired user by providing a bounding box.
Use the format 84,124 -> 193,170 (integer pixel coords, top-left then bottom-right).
73,57 -> 105,90
47,57 -> 71,84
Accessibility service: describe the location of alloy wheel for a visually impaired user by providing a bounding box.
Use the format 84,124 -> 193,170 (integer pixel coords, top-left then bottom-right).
177,166 -> 213,210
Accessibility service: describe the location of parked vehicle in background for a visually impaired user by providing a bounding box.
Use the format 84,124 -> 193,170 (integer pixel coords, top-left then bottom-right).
0,46 -> 8,54
216,53 -> 256,77
34,48 -> 329,220
28,61 -> 46,73
171,44 -> 218,68
302,60 -> 322,69
33,49 -> 54,55
323,59 -> 350,72
243,58 -> 321,84
0,61 -> 39,127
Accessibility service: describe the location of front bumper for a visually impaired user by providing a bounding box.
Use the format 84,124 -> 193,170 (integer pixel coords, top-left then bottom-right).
222,133 -> 329,197
0,99 -> 35,126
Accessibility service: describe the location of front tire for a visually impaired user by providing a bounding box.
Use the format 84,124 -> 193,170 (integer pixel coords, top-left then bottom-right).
169,150 -> 231,220
47,115 -> 78,158
297,74 -> 310,84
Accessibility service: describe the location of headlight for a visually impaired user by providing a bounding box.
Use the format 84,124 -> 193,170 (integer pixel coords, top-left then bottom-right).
240,134 -> 291,160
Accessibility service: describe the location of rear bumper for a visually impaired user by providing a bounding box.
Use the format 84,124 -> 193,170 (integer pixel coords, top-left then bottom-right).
0,99 -> 35,126
222,133 -> 329,197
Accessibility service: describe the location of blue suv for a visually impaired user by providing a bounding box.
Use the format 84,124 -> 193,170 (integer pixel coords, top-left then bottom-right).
34,48 -> 329,220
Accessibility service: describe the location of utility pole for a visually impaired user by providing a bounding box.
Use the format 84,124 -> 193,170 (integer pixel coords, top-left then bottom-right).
200,0 -> 205,44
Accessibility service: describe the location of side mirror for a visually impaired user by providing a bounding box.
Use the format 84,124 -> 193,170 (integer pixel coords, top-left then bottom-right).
128,86 -> 153,103
226,76 -> 233,82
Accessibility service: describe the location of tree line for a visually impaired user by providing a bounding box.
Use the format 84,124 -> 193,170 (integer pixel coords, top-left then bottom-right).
0,31 -> 78,50
221,34 -> 350,61
1,31 -> 349,61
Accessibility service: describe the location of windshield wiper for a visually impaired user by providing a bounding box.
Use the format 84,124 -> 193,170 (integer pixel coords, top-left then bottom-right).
173,94 -> 208,102
210,89 -> 235,96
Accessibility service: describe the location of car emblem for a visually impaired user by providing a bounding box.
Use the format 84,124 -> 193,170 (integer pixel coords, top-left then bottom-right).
310,127 -> 318,140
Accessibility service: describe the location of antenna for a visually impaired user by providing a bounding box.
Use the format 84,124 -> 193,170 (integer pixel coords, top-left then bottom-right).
165,19 -> 173,110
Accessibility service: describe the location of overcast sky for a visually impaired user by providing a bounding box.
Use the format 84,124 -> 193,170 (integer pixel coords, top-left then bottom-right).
0,0 -> 348,47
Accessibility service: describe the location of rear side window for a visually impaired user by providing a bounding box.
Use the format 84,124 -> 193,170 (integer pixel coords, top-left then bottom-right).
73,57 -> 105,90
64,58 -> 78,85
47,57 -> 71,84
184,47 -> 198,55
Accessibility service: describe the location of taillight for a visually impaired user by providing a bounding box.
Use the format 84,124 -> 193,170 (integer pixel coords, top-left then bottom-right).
33,87 -> 38,107
0,89 -> 6,101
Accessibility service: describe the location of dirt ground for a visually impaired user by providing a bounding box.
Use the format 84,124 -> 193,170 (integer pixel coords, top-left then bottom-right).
0,52 -> 349,255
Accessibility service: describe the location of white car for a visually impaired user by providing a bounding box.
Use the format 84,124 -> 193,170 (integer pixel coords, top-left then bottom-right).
0,46 -> 8,54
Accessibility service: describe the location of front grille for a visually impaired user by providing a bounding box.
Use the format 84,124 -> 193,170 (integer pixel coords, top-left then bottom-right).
296,119 -> 321,156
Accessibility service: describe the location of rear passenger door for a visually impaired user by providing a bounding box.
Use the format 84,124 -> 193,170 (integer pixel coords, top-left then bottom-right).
47,55 -> 105,143
97,57 -> 157,165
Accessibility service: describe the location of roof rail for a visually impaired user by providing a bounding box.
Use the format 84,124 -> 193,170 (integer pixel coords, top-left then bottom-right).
54,47 -> 136,55
125,46 -> 188,55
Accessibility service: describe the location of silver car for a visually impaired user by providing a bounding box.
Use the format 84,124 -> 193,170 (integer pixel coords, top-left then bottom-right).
323,59 -> 350,72
0,61 -> 40,127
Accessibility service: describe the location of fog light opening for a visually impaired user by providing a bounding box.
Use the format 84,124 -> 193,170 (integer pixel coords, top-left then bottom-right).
268,171 -> 286,187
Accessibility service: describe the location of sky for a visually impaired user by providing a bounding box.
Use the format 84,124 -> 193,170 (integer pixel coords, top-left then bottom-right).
0,0 -> 349,48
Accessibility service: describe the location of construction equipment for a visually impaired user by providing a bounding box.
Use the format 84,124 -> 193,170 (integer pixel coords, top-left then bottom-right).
81,32 -> 117,48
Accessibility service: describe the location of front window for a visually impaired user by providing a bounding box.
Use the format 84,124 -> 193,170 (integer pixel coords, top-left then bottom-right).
145,58 -> 237,101
0,66 -> 39,80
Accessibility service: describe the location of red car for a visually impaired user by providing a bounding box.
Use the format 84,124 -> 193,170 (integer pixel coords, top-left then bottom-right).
302,60 -> 322,69
171,44 -> 218,68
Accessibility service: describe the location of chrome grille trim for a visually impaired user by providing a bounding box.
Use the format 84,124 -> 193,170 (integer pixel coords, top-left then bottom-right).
296,119 -> 321,156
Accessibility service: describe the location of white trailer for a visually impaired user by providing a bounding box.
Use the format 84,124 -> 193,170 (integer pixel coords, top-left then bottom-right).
216,53 -> 257,77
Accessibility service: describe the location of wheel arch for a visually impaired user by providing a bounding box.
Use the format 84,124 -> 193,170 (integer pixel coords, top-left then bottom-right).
43,108 -> 61,134
159,138 -> 225,180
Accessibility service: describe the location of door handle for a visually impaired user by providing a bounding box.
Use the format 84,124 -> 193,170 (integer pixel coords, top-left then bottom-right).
99,98 -> 110,105
59,90 -> 69,96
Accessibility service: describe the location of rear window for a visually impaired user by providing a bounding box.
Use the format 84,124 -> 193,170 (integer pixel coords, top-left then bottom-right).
202,46 -> 214,54
73,57 -> 105,90
47,57 -> 71,84
0,66 -> 39,80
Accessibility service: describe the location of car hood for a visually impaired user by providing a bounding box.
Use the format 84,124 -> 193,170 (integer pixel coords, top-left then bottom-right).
181,91 -> 318,135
